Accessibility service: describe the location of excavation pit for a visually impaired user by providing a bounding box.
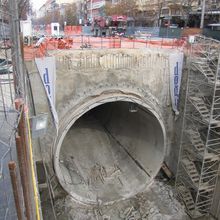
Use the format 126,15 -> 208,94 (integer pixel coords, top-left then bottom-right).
55,99 -> 165,204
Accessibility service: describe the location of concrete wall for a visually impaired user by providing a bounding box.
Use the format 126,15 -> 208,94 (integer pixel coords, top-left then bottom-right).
25,47 -> 220,216
26,48 -> 181,200
212,178 -> 220,219
53,48 -> 178,168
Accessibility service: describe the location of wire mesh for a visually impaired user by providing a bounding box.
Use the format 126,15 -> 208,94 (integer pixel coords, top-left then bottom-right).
0,1 -> 24,220
23,35 -> 186,61
175,35 -> 220,218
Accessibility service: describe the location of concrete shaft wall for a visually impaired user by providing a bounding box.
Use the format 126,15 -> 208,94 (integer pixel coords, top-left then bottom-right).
27,48 -> 178,204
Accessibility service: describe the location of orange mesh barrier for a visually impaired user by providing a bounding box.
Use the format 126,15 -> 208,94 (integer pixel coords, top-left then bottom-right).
181,28 -> 202,37
109,38 -> 121,48
46,24 -> 51,35
58,38 -> 71,49
64,26 -> 82,36
44,38 -> 57,50
24,43 -> 47,61
23,36 -> 187,60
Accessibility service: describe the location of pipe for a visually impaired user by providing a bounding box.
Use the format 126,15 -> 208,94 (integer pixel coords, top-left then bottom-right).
200,0 -> 206,29
15,100 -> 33,219
8,161 -> 23,220
15,135 -> 32,220
55,100 -> 165,204
15,99 -> 41,219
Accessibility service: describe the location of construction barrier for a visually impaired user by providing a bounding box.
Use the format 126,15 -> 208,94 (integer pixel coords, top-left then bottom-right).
23,36 -> 187,61
46,24 -> 51,35
109,37 -> 121,48
24,46 -> 44,61
64,26 -> 82,36
181,28 -> 202,37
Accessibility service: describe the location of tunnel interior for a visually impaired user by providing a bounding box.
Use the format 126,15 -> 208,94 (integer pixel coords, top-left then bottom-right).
58,101 -> 165,204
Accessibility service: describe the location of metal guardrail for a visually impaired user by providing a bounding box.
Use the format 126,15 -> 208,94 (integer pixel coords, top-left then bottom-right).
0,22 -> 10,40
0,2 -> 20,220
23,35 -> 186,61
203,29 -> 220,41
0,1 -> 43,219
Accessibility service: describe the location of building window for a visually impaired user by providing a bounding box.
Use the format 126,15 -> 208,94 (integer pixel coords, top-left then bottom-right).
162,8 -> 169,15
175,9 -> 180,15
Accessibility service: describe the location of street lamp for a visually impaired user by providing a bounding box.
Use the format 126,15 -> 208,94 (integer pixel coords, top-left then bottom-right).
90,0 -> 93,21
200,0 -> 206,28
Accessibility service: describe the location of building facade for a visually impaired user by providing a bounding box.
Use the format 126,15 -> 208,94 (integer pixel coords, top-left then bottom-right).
137,0 -> 220,27
37,0 -> 81,19
36,0 -> 220,27
37,0 -> 57,18
189,0 -> 220,27
81,0 -> 119,24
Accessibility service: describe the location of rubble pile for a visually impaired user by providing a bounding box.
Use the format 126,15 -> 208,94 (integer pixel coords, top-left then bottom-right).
55,180 -> 189,220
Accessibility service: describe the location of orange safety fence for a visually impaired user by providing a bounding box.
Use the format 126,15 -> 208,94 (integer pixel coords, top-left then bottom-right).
64,26 -> 82,36
122,37 -> 186,47
181,28 -> 202,37
109,38 -> 121,48
46,24 -> 52,35
24,38 -> 75,60
23,36 -> 188,61
24,44 -> 47,61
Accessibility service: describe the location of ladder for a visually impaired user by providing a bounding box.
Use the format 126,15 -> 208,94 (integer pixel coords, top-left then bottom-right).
192,60 -> 216,83
186,129 -> 205,154
182,157 -> 200,185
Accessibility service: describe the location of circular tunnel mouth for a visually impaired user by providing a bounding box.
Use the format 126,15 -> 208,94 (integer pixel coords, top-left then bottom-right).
57,100 -> 165,204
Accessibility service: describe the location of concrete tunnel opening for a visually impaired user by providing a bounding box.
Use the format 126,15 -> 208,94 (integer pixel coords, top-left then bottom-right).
56,101 -> 165,204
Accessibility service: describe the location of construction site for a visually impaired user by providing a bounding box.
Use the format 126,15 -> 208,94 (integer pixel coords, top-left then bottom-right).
0,1 -> 220,220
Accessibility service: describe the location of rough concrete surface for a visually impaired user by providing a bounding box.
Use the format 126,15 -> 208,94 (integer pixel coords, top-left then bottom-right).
59,102 -> 164,204
26,48 -> 194,218
50,48 -> 175,202
54,179 -> 190,220
25,48 -> 175,178
25,47 -> 220,220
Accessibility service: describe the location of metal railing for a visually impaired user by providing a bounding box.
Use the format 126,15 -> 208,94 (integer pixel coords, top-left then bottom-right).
175,35 -> 220,219
0,1 -> 44,219
23,35 -> 186,61
0,6 -> 21,220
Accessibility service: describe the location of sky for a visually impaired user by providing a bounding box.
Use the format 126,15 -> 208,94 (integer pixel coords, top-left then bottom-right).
31,0 -> 46,10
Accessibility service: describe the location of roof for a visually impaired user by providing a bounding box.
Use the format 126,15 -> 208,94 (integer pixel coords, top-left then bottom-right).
111,15 -> 127,22
190,10 -> 220,15
208,23 -> 220,26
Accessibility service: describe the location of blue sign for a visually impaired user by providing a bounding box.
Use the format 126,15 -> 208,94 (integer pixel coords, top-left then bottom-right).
43,67 -> 51,98
174,62 -> 179,107
169,52 -> 183,114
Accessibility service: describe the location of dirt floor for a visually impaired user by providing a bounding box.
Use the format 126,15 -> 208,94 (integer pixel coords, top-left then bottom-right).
52,179 -> 190,220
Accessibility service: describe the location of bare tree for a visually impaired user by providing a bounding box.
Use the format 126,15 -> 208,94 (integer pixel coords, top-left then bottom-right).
1,0 -> 31,20
65,3 -> 78,25
18,0 -> 31,20
157,0 -> 164,26
33,3 -> 78,26
104,0 -> 138,18
181,0 -> 198,26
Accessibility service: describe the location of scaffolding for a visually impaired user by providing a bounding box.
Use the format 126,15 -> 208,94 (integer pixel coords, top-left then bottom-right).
176,35 -> 220,218
0,0 -> 21,219
0,1 -> 44,219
